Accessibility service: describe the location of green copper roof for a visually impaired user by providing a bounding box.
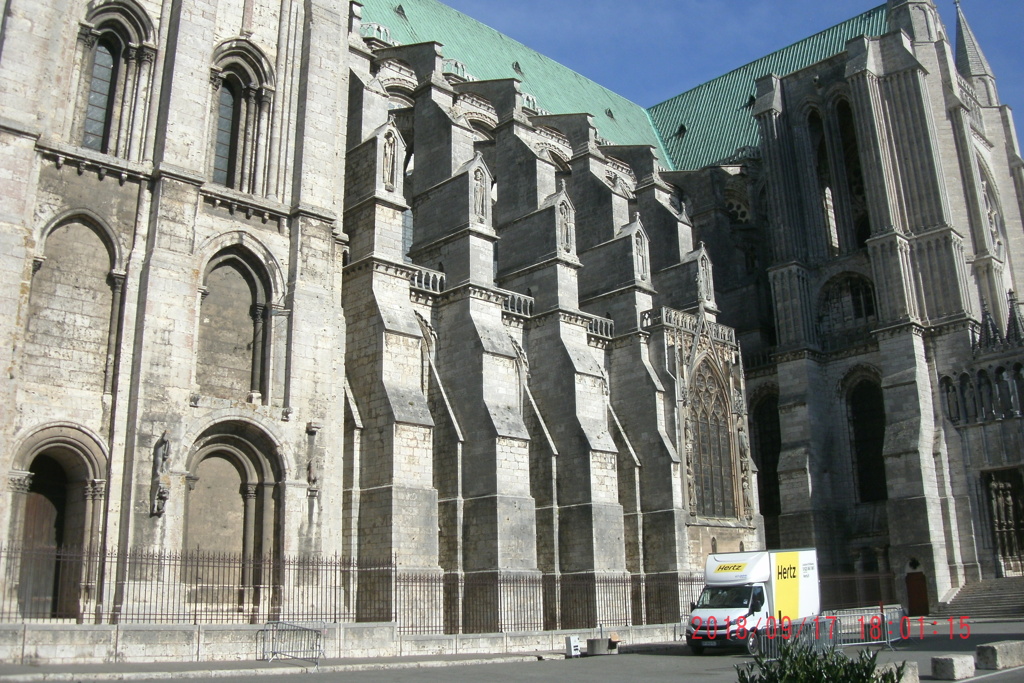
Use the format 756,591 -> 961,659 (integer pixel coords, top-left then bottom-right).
358,0 -> 669,162
648,5 -> 890,170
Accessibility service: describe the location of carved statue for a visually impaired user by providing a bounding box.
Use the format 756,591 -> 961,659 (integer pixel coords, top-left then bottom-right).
682,414 -> 694,456
741,471 -> 753,519
382,131 -> 397,189
559,202 -> 573,252
307,457 -> 320,489
737,424 -> 750,464
946,383 -> 961,423
687,462 -> 697,515
473,168 -> 487,220
698,254 -> 713,302
154,431 -> 170,474
152,485 -> 169,517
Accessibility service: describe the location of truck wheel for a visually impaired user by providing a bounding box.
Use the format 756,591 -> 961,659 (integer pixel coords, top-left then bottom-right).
746,631 -> 760,657
689,642 -> 704,656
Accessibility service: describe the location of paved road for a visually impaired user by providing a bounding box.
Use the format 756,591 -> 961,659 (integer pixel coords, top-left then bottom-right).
141,646 -> 1024,683
132,620 -> 1024,683
3,620 -> 1021,683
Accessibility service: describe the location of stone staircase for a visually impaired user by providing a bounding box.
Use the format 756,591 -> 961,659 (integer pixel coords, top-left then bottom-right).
933,577 -> 1024,619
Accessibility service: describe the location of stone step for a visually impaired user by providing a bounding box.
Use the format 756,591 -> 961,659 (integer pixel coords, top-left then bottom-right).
935,578 -> 1024,619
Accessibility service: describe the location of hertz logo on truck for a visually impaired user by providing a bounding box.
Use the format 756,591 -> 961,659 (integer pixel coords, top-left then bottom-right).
777,565 -> 797,580
715,563 -> 747,573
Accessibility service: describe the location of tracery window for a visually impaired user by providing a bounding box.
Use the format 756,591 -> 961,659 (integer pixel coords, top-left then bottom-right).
817,275 -> 877,350
848,379 -> 887,503
691,362 -> 736,517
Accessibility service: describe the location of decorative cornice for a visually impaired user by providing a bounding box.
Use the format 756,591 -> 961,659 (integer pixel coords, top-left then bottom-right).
528,308 -> 591,330
437,283 -> 505,307
200,185 -> 289,228
344,256 -> 416,280
872,321 -> 926,341
38,143 -> 149,186
773,348 -> 827,365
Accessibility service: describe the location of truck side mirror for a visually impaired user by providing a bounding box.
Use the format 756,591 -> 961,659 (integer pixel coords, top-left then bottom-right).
690,601 -> 696,612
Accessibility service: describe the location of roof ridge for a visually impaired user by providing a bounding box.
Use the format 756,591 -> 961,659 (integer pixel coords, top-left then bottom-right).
646,3 -> 890,170
649,4 -> 888,109
381,0 -> 647,109
360,0 -> 670,161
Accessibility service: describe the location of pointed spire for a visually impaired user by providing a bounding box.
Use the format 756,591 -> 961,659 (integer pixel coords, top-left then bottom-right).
1006,290 -> 1024,346
955,1 -> 994,80
979,298 -> 1003,349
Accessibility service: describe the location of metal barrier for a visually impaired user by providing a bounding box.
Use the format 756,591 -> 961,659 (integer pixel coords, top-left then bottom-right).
758,606 -> 905,661
822,605 -> 904,650
263,621 -> 326,670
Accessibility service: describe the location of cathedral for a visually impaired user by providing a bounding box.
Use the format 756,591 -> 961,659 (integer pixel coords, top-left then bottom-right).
0,0 -> 1020,637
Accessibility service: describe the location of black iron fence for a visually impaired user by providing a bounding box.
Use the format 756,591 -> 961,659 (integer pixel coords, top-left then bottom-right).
0,544 -> 706,633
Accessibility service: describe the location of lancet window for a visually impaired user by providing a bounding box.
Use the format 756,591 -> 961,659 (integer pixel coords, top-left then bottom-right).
809,111 -> 840,256
837,101 -> 871,247
209,41 -> 275,195
848,379 -> 887,503
73,1 -> 155,160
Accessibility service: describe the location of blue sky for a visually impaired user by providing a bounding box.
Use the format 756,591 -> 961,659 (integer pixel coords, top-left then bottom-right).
438,0 -> 1023,125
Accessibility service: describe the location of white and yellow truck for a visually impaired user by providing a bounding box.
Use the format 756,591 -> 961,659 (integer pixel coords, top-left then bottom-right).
685,549 -> 819,655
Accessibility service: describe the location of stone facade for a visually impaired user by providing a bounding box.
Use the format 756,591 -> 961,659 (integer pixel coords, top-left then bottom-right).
0,0 -> 1020,633
690,0 -> 1024,614
0,0 -> 758,632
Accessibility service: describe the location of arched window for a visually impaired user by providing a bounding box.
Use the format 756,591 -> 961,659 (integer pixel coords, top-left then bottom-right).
809,111 -> 839,256
848,379 -> 886,503
82,37 -> 120,152
209,40 -> 275,195
837,101 -> 871,248
751,392 -> 781,547
691,362 -> 736,517
213,82 -> 240,186
74,2 -> 155,160
196,248 -> 272,402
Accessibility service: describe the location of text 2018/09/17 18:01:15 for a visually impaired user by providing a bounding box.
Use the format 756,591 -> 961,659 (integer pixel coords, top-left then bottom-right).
687,615 -> 972,641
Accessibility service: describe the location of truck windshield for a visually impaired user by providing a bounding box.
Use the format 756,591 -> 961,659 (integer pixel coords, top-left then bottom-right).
695,585 -> 751,609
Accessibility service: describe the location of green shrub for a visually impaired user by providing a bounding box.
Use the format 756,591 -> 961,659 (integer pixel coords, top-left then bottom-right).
735,642 -> 905,683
